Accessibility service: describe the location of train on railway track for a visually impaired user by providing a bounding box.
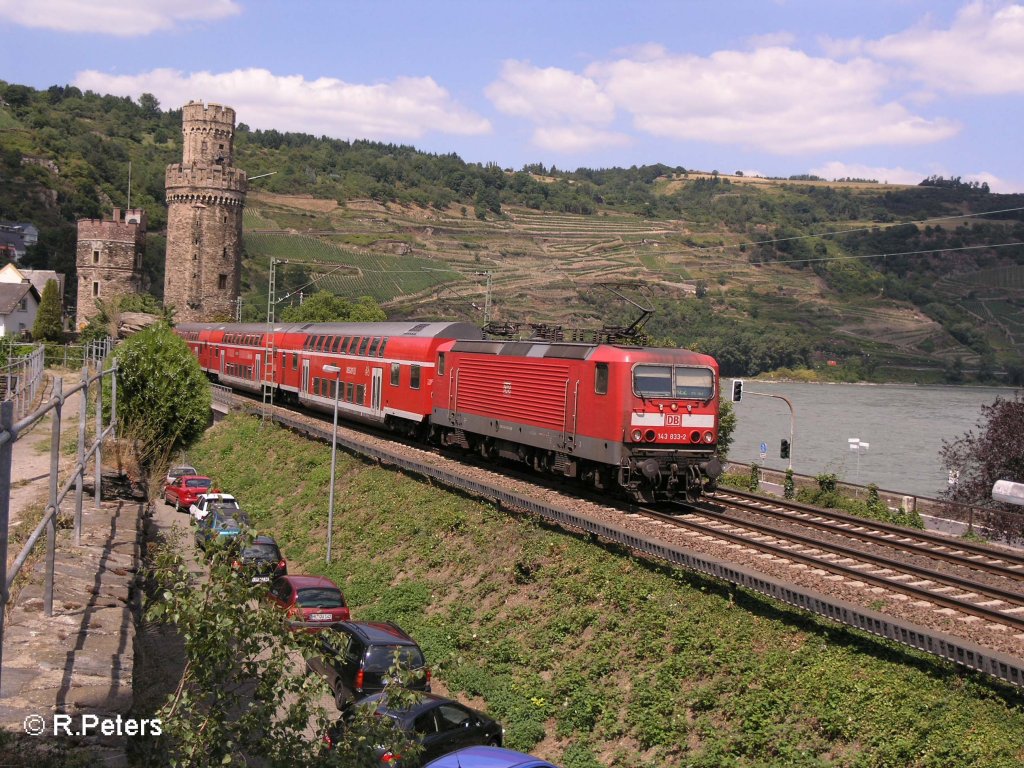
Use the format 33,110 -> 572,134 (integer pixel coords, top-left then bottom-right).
175,321 -> 724,503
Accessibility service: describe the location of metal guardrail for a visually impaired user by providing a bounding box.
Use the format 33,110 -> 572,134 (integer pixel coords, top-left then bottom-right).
222,396 -> 1024,688
0,353 -> 118,695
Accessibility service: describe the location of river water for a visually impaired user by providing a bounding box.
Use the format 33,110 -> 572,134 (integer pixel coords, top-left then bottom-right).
726,381 -> 1017,499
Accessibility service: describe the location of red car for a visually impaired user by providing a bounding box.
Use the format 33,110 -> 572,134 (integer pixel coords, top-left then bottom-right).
164,474 -> 214,512
268,575 -> 350,631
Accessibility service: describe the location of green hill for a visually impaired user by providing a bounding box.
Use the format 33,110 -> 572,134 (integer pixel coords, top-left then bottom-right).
2,80 -> 1023,384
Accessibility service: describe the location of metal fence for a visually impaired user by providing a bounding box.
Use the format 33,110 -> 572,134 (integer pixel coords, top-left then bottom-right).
0,346 -> 44,420
0,352 -> 118,694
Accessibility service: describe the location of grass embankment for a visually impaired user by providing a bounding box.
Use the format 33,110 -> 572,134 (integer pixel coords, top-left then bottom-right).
187,414 -> 1024,768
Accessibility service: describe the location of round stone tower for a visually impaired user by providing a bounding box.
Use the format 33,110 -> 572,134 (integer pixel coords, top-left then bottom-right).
164,101 -> 247,322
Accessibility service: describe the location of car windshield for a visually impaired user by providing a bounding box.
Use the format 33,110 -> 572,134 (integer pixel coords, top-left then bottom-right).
171,466 -> 196,477
365,645 -> 424,673
213,518 -> 241,532
210,500 -> 240,512
633,365 -> 714,400
186,478 -> 212,489
295,587 -> 344,608
242,542 -> 280,560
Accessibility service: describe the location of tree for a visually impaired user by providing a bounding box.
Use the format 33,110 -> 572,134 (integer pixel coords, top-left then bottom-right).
280,292 -> 386,323
717,398 -> 736,459
941,391 -> 1024,539
110,323 -> 210,488
31,279 -> 63,342
139,533 -> 421,767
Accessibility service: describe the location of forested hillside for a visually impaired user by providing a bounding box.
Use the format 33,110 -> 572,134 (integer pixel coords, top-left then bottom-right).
2,81 -> 1023,383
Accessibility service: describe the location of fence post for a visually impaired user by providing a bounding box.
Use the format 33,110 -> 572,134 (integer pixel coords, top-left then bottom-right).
75,368 -> 87,546
43,378 -> 62,617
95,361 -> 103,510
0,400 -> 15,692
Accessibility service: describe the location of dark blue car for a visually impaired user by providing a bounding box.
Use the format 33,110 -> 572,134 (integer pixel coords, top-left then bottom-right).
194,508 -> 248,551
423,746 -> 559,768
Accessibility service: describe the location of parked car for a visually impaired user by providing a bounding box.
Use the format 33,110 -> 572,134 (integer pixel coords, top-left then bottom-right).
423,746 -> 560,768
189,492 -> 241,524
232,535 -> 287,584
194,508 -> 248,552
165,464 -> 197,487
268,575 -> 350,632
164,474 -> 213,512
307,621 -> 430,709
324,692 -> 503,766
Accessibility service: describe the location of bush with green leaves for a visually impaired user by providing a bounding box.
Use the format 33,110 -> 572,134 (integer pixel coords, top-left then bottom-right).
137,531 -> 422,767
110,322 -> 210,476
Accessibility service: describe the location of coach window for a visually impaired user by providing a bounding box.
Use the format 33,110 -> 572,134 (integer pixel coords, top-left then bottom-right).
437,353 -> 446,376
340,337 -> 352,354
292,353 -> 298,370
410,365 -> 421,390
330,336 -> 342,353
313,378 -> 320,396
357,337 -> 370,356
355,384 -> 365,404
390,363 -> 400,386
595,363 -> 608,394
346,382 -> 354,402
368,337 -> 381,356
378,337 -> 388,357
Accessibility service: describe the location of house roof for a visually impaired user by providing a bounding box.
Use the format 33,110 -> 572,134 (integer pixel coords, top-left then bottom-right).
0,282 -> 40,316
20,269 -> 63,297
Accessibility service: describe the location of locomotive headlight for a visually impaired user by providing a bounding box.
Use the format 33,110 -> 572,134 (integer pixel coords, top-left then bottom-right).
631,429 -> 643,442
670,403 -> 678,411
703,431 -> 715,443
644,430 -> 656,442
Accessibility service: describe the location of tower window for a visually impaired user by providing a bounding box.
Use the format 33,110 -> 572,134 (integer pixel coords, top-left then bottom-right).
92,281 -> 100,297
92,249 -> 100,264
223,247 -> 228,258
218,274 -> 228,290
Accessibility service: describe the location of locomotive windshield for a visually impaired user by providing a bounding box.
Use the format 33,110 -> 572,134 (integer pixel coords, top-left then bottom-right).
633,365 -> 714,400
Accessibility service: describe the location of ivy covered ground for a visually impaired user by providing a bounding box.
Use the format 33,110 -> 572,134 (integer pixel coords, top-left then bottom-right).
187,414 -> 1024,768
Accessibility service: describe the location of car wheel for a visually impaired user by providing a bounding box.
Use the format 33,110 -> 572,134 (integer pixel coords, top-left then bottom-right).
486,738 -> 501,748
164,494 -> 172,507
334,687 -> 352,712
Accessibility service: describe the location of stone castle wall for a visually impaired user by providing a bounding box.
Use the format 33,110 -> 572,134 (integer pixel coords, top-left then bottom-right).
75,209 -> 146,329
164,102 -> 247,322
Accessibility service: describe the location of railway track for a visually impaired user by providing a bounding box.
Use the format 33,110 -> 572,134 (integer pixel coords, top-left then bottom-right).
647,500 -> 1024,634
712,488 -> 1024,581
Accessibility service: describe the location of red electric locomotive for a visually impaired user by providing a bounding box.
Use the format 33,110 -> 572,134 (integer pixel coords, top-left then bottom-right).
176,322 -> 722,502
431,339 -> 722,502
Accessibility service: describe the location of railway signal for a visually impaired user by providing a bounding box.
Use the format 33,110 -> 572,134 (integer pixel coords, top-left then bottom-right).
732,379 -> 743,402
780,439 -> 790,459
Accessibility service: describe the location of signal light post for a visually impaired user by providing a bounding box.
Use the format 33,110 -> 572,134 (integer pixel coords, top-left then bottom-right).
732,379 -> 795,471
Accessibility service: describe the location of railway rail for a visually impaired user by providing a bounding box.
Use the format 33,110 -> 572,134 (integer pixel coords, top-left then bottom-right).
210,386 -> 1024,688
655,502 -> 1024,633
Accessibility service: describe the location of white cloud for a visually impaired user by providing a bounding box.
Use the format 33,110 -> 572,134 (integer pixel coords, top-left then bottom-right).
532,125 -> 630,153
745,32 -> 796,49
810,161 -> 928,185
486,60 -> 615,124
810,161 -> 1018,192
866,1 -> 1024,94
73,68 -> 492,140
0,0 -> 240,36
589,47 -> 958,154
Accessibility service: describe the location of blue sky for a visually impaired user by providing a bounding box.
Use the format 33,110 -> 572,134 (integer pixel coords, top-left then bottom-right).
2,1 -> 1023,192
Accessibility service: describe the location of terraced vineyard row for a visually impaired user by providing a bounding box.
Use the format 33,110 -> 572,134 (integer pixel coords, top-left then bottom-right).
244,232 -> 463,303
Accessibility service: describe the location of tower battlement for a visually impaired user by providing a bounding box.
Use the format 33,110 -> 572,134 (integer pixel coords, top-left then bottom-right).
165,163 -> 248,197
181,100 -> 237,166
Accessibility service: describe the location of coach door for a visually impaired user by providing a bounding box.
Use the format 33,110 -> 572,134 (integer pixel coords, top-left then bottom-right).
219,349 -> 225,375
371,367 -> 383,418
302,359 -> 310,397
